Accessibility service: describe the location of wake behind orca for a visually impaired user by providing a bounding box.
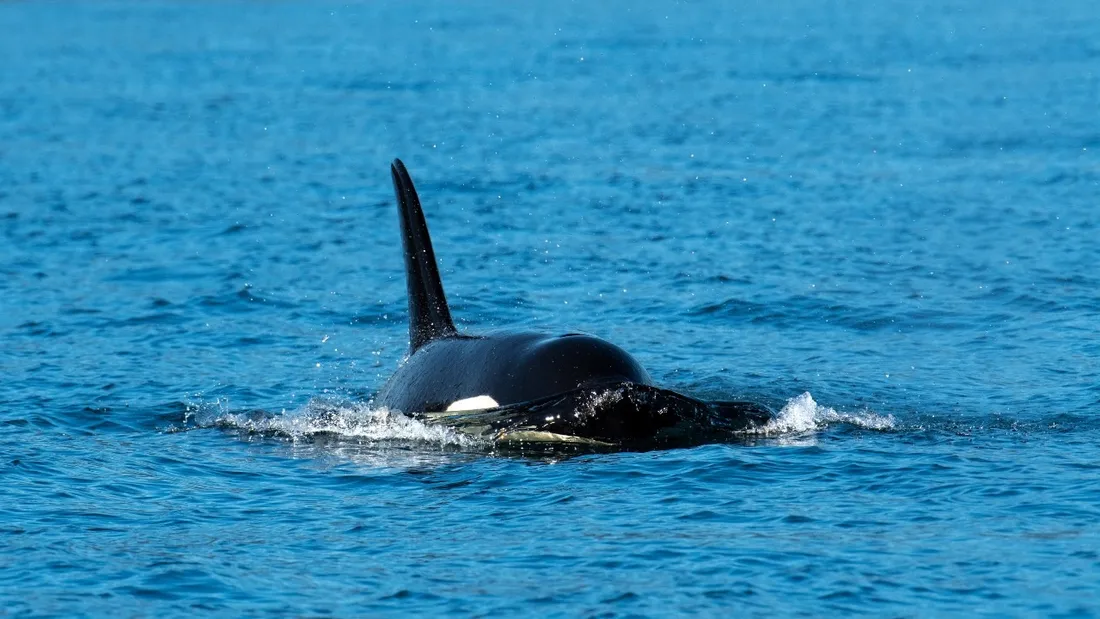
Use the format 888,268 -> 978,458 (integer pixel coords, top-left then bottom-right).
375,159 -> 772,449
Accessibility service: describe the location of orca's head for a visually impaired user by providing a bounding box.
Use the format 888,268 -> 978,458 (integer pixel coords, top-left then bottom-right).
512,333 -> 653,398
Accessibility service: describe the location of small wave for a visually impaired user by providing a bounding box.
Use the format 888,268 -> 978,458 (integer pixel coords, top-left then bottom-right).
757,392 -> 896,435
183,398 -> 485,448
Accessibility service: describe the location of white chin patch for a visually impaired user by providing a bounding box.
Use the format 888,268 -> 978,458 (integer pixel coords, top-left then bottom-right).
445,395 -> 500,412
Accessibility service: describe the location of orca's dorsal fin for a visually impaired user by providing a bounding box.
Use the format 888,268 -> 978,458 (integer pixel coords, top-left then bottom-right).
390,158 -> 457,352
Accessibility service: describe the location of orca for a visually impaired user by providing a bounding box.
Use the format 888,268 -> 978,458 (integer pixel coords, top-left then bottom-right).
374,159 -> 770,448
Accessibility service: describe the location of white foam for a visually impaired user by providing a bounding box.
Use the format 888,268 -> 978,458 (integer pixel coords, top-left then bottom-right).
757,392 -> 896,435
188,398 -> 484,448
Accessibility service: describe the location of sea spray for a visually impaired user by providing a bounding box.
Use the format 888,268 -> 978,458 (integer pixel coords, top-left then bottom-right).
759,392 -> 896,435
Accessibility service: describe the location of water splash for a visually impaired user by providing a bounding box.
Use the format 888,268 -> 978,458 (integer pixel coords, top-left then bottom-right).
178,391 -> 893,450
758,392 -> 896,435
183,397 -> 485,448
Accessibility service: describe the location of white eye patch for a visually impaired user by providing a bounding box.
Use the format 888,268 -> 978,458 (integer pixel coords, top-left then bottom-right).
445,395 -> 500,412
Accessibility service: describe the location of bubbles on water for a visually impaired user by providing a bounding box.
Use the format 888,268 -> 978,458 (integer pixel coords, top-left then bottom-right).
758,392 -> 896,435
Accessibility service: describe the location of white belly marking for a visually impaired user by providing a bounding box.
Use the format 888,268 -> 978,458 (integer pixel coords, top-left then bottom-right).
445,395 -> 500,412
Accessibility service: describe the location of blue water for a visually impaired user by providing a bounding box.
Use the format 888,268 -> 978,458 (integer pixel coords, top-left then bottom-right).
3,0 -> 1099,615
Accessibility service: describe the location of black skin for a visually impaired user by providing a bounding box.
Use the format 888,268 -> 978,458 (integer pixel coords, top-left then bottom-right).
375,331 -> 653,414
374,159 -> 770,446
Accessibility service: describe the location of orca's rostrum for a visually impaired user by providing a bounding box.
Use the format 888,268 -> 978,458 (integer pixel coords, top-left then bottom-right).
374,159 -> 771,449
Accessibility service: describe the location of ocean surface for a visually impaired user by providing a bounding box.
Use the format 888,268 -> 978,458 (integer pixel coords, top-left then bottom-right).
3,0 -> 1099,615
